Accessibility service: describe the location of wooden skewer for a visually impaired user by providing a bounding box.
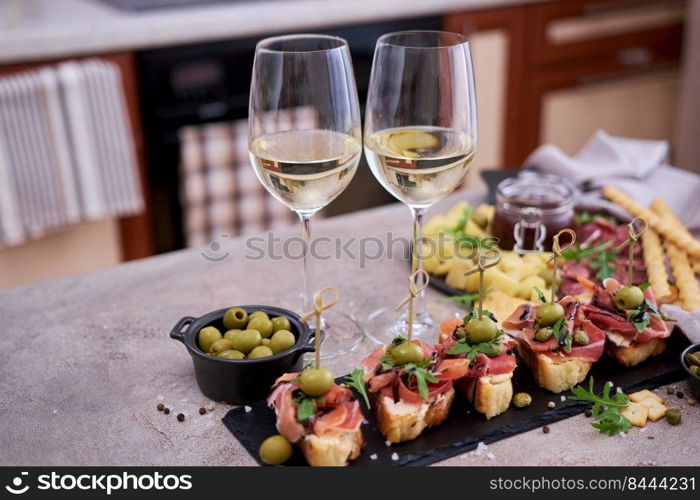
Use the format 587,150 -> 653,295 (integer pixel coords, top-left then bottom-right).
300,286 -> 340,368
396,270 -> 429,341
463,248 -> 501,318
615,217 -> 648,286
547,229 -> 577,303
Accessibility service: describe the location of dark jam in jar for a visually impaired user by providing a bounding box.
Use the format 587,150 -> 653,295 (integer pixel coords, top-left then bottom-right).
492,172 -> 576,252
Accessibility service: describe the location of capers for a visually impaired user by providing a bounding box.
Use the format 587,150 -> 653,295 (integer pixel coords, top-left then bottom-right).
231,329 -> 262,354
513,392 -> 532,408
259,434 -> 293,465
665,408 -> 681,425
248,346 -> 273,359
614,285 -> 645,310
247,316 -> 274,338
217,349 -> 245,360
465,317 -> 499,343
271,316 -> 292,333
270,330 -> 296,354
534,327 -> 553,342
209,338 -> 233,355
572,329 -> 589,346
536,303 -> 565,326
300,367 -> 334,396
391,342 -> 425,364
223,307 -> 248,330
198,326 -> 222,353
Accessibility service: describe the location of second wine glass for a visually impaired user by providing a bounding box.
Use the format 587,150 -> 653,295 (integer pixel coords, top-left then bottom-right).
363,30 -> 478,344
248,34 -> 364,358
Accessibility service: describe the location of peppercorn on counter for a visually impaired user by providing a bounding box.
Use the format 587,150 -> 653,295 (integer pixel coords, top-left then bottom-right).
0,189 -> 698,466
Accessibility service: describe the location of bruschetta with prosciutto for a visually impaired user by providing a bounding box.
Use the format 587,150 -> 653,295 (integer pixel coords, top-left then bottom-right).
360,337 -> 468,443
503,296 -> 606,393
437,314 -> 516,419
267,372 -> 364,466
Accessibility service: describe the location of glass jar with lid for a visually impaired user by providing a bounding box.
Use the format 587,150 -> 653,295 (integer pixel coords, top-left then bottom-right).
491,171 -> 577,253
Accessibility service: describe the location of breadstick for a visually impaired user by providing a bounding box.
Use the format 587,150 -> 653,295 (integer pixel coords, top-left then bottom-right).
693,259 -> 700,275
651,198 -> 699,245
641,230 -> 672,302
603,186 -> 700,258
663,240 -> 700,311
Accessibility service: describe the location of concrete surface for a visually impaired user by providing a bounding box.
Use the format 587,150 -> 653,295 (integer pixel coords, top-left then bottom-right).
1,192 -> 698,466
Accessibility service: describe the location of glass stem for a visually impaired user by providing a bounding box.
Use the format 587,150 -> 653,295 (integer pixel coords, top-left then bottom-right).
298,212 -> 314,312
410,206 -> 427,317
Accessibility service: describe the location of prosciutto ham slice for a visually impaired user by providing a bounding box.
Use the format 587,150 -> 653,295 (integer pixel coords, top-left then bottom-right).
361,339 -> 468,405
502,296 -> 606,362
267,373 -> 363,443
585,278 -> 672,344
436,318 -> 517,378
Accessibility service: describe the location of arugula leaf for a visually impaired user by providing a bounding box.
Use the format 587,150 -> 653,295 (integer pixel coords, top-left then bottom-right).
552,318 -> 572,353
590,250 -> 617,280
574,212 -> 617,226
403,364 -> 439,401
626,309 -> 650,333
448,207 -> 473,235
379,354 -> 395,373
344,368 -> 371,409
448,331 -> 503,361
533,287 -> 547,304
639,282 -> 650,291
568,377 -> 631,436
295,396 -> 318,424
561,241 -> 612,264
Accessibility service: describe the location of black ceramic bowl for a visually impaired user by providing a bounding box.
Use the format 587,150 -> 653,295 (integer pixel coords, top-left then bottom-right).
170,305 -> 319,404
680,342 -> 700,400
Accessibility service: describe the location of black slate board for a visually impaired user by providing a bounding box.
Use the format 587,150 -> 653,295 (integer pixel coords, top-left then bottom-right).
223,333 -> 688,466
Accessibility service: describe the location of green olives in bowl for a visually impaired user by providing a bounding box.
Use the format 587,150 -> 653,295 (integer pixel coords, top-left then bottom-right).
170,305 -> 321,404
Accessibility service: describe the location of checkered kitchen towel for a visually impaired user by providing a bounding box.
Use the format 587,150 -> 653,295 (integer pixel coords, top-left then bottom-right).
0,59 -> 144,247
179,110 -> 318,247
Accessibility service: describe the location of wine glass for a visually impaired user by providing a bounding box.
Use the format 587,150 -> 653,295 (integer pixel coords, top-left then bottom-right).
363,30 -> 478,344
248,34 -> 364,358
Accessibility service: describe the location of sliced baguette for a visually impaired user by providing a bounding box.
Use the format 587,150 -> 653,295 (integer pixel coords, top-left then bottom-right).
456,373 -> 513,420
605,337 -> 665,367
299,428 -> 364,467
373,387 -> 455,443
516,342 -> 591,393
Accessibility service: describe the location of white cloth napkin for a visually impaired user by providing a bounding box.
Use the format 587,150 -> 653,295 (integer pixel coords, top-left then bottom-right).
525,130 -> 700,231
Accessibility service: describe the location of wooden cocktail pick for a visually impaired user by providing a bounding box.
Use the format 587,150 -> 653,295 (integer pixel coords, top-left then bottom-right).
616,217 -> 648,286
396,270 -> 429,341
547,229 -> 577,303
463,248 -> 501,319
300,286 -> 340,369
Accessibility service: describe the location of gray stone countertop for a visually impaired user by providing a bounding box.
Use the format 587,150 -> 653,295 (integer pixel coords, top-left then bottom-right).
1,190 -> 698,466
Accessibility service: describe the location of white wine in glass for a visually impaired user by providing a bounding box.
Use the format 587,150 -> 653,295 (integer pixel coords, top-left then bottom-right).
364,31 -> 478,345
248,34 -> 365,358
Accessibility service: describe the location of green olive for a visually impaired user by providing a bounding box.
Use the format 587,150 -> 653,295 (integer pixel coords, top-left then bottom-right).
231,329 -> 262,354
259,434 -> 293,465
198,326 -> 222,353
536,303 -> 565,326
217,349 -> 245,360
261,338 -> 271,346
665,408 -> 681,425
247,316 -> 274,338
391,342 -> 425,364
223,307 -> 248,330
534,327 -> 553,342
270,330 -> 296,354
513,392 -> 532,408
271,316 -> 292,333
572,329 -> 589,346
248,310 -> 269,322
248,346 -> 273,359
210,338 -> 233,355
223,329 -> 242,342
614,285 -> 645,310
465,317 -> 499,343
300,367 -> 334,396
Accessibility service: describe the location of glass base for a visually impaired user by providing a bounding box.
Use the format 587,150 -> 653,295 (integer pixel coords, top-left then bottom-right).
364,306 -> 436,345
314,309 -> 365,360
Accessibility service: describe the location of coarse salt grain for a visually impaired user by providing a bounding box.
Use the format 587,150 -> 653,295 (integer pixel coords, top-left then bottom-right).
180,398 -> 188,403
156,395 -> 164,401
639,427 -> 647,433
486,453 -> 495,460
244,406 -> 252,413
385,440 -> 392,447
206,404 -> 215,411
391,452 -> 399,461
616,387 -> 623,393
52,409 -> 58,415
560,395 -> 566,402
474,442 -> 488,456
370,454 -> 378,460
619,431 -> 628,438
